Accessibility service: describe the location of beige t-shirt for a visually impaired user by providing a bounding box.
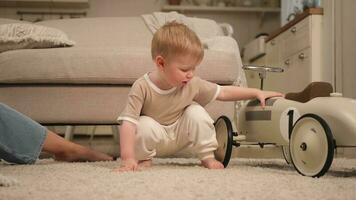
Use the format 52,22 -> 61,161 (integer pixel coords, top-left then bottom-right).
117,73 -> 220,126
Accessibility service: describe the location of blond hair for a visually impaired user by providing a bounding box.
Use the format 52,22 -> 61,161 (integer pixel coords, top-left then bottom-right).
151,21 -> 204,63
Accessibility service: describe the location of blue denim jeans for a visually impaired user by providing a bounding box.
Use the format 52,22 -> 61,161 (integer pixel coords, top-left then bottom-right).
0,103 -> 47,164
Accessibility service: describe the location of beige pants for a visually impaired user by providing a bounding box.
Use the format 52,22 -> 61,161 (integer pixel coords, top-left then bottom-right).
135,104 -> 218,161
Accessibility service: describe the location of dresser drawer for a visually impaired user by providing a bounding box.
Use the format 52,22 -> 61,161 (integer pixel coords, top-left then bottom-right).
265,38 -> 281,66
281,17 -> 310,60
283,48 -> 311,92
264,48 -> 311,93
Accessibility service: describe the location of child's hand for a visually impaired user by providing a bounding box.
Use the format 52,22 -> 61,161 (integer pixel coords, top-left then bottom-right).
256,90 -> 284,108
114,158 -> 139,172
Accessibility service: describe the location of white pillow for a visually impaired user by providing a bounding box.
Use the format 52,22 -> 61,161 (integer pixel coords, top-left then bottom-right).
0,23 -> 75,53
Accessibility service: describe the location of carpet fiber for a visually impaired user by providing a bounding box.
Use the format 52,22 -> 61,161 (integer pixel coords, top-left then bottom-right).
1,158 -> 356,200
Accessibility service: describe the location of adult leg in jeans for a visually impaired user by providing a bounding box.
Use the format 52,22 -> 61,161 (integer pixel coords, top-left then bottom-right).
0,103 -> 113,164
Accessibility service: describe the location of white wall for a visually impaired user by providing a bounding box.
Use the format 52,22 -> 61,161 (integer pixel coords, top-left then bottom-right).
86,0 -> 280,48
335,0 -> 356,99
323,0 -> 356,99
0,0 -> 280,50
87,0 -> 161,17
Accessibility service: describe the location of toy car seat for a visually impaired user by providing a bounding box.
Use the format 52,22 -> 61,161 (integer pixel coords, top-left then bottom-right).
285,82 -> 333,103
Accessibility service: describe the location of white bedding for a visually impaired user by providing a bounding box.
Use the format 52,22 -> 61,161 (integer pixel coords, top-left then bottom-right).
0,47 -> 238,85
0,17 -> 240,85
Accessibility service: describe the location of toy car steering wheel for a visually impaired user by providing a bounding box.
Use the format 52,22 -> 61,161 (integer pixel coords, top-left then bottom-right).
242,65 -> 284,89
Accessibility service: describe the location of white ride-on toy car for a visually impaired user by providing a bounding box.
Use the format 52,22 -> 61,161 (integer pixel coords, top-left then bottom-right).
213,65 -> 356,177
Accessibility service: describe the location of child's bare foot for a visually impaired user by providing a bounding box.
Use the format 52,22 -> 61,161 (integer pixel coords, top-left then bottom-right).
201,158 -> 224,169
138,159 -> 152,170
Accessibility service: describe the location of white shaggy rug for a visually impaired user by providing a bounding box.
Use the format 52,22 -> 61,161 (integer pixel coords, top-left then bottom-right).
1,158 -> 356,200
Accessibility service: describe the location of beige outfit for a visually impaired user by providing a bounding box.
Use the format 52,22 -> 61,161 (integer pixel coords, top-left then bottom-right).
118,73 -> 221,160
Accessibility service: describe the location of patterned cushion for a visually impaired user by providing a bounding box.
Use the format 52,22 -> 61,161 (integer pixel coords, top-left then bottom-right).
0,23 -> 75,53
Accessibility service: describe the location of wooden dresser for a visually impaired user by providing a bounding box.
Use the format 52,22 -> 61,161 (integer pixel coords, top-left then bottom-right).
247,8 -> 330,93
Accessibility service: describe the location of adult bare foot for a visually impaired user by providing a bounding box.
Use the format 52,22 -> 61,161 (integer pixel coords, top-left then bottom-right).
54,144 -> 113,162
201,158 -> 224,169
43,131 -> 113,162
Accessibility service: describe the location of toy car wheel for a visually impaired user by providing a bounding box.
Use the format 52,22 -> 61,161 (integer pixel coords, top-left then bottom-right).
214,116 -> 233,168
289,114 -> 334,177
281,145 -> 292,165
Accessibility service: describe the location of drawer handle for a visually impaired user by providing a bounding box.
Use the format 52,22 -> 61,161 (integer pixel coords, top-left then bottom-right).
298,53 -> 305,60
284,59 -> 290,65
291,27 -> 297,33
